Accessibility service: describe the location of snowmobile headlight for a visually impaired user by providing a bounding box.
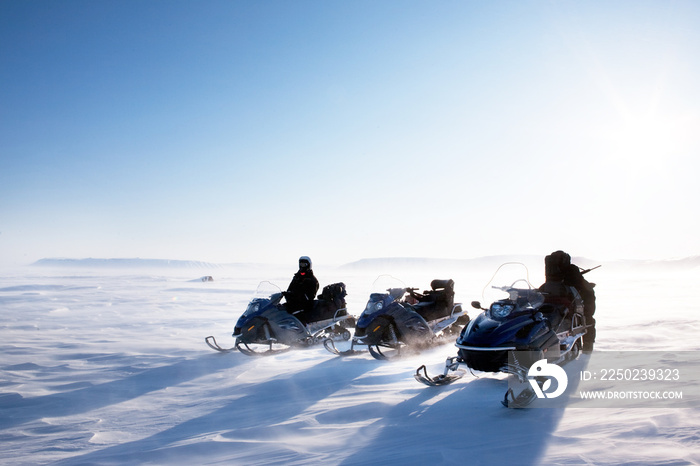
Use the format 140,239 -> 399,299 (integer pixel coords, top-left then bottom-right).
246,302 -> 260,315
491,303 -> 514,318
363,300 -> 384,315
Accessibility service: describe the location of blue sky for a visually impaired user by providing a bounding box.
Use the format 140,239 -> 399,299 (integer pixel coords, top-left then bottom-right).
1,0 -> 699,267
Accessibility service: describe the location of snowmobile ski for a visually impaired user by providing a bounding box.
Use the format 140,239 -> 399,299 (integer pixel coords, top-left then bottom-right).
205,335 -> 237,352
414,364 -> 466,386
235,339 -> 292,356
413,356 -> 466,386
502,386 -> 537,408
323,338 -> 364,356
368,342 -> 403,360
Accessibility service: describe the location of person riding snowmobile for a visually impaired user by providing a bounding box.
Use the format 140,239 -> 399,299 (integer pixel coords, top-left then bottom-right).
539,250 -> 596,352
284,256 -> 319,322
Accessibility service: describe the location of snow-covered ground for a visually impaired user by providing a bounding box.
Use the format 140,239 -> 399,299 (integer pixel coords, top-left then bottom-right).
1,259 -> 699,465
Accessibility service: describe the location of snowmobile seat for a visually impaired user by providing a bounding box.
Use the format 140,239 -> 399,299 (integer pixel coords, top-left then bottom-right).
538,303 -> 566,331
538,281 -> 578,332
412,279 -> 455,322
431,279 -> 455,292
539,280 -> 573,304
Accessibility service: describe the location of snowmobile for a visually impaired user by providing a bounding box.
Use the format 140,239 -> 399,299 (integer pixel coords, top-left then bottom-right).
205,281 -> 355,356
414,262 -> 597,408
324,276 -> 470,360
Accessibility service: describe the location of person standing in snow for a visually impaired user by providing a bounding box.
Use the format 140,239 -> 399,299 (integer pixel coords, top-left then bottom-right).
540,250 -> 597,352
283,256 -> 319,322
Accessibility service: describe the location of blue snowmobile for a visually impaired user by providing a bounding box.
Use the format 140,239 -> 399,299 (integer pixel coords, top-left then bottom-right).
206,281 -> 354,355
414,263 -> 596,407
324,276 -> 469,360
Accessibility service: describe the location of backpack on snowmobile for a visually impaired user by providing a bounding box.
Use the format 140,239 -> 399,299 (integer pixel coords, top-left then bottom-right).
304,282 -> 348,323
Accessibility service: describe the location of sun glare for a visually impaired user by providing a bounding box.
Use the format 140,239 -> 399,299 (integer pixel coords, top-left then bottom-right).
608,109 -> 695,175
615,116 -> 667,158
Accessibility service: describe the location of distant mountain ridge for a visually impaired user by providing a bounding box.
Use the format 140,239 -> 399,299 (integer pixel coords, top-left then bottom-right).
32,258 -> 227,269
340,255 -> 700,270
32,255 -> 700,270
607,255 -> 700,269
338,255 -> 543,269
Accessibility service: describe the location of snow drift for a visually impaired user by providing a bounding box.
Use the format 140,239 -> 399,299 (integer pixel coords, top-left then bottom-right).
1,257 -> 699,464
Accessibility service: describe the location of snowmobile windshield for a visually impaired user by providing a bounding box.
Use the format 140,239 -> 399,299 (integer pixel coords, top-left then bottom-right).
359,275 -> 407,316
254,281 -> 282,299
241,281 -> 283,318
482,263 -> 544,311
370,275 -> 407,301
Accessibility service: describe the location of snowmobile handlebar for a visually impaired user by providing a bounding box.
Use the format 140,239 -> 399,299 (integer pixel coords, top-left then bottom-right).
386,287 -> 418,293
405,287 -> 423,299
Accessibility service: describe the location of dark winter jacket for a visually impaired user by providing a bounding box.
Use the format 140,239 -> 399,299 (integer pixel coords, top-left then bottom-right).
285,270 -> 319,313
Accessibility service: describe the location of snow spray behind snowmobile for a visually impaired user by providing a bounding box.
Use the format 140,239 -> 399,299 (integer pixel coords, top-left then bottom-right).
205,281 -> 355,355
414,262 -> 597,408
324,275 -> 470,360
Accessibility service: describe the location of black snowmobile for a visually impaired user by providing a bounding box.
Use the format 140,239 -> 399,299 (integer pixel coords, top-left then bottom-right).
324,276 -> 470,360
205,281 -> 355,356
415,263 -> 597,407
